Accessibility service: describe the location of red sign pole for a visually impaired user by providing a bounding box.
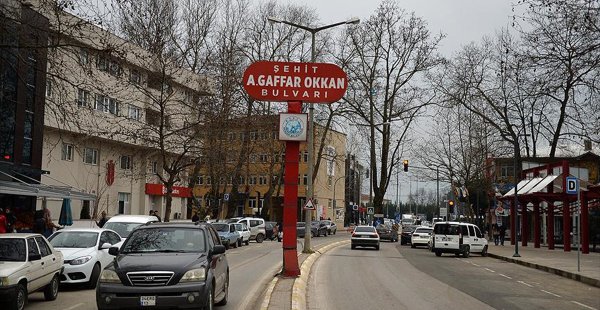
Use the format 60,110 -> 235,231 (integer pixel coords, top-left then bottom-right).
282,101 -> 301,277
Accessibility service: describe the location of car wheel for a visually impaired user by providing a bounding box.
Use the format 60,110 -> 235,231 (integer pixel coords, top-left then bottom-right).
310,231 -> 315,238
435,250 -> 442,257
411,243 -> 416,248
463,245 -> 470,258
333,229 -> 336,235
351,244 -> 356,250
224,242 -> 230,250
245,239 -> 250,246
232,239 -> 238,248
204,284 -> 214,310
481,245 -> 488,257
10,283 -> 26,310
87,263 -> 101,289
44,274 -> 59,301
216,272 -> 229,306
256,234 -> 265,243
238,239 -> 242,247
375,245 -> 380,250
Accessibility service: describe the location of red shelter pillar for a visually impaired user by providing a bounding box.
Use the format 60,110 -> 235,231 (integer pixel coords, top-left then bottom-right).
563,200 -> 571,252
522,204 -> 528,247
581,197 -> 589,254
548,203 -> 555,250
282,101 -> 301,277
533,202 -> 540,248
510,200 -> 516,246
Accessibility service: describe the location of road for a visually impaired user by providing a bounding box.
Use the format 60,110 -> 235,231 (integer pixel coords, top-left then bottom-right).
308,240 -> 600,310
24,234 -> 341,310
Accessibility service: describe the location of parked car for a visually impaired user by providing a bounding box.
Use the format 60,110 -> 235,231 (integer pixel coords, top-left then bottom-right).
431,222 -> 488,257
212,223 -> 240,249
320,220 -> 337,235
233,223 -> 251,246
400,225 -> 416,245
311,221 -> 328,237
236,218 -> 266,243
0,233 -> 63,310
96,222 -> 229,309
102,215 -> 159,245
351,226 -> 380,250
48,228 -> 122,288
376,224 -> 398,242
411,226 -> 433,248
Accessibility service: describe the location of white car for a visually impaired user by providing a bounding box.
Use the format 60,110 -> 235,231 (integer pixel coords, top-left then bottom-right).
351,225 -> 380,250
102,215 -> 159,246
236,218 -> 266,243
431,222 -> 488,257
234,223 -> 251,246
0,233 -> 64,310
48,228 -> 121,288
411,226 -> 433,248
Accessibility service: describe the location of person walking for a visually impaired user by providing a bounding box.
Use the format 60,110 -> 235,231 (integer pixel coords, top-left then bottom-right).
492,224 -> 500,246
191,212 -> 200,222
96,211 -> 108,228
43,205 -> 60,237
272,223 -> 278,241
499,224 -> 506,246
0,208 -> 7,233
153,210 -> 162,222
5,207 -> 16,233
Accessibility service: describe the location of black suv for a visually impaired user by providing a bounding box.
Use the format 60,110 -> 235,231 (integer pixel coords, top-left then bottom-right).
96,222 -> 229,309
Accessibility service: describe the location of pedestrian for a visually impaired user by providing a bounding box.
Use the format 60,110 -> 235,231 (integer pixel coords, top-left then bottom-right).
492,224 -> 500,246
499,224 -> 506,246
272,223 -> 278,241
0,208 -> 7,233
42,205 -> 60,238
96,210 -> 108,228
191,212 -> 200,222
5,207 -> 16,233
153,210 -> 162,222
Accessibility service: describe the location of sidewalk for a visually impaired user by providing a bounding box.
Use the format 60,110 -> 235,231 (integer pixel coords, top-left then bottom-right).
487,243 -> 600,287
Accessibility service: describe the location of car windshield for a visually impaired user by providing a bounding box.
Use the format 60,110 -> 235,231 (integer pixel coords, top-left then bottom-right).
234,224 -> 243,231
434,224 -> 461,235
376,224 -> 389,230
212,223 -> 229,232
415,228 -> 432,233
49,231 -> 98,248
311,221 -> 321,226
0,238 -> 26,262
121,228 -> 206,253
355,226 -> 376,233
103,222 -> 144,238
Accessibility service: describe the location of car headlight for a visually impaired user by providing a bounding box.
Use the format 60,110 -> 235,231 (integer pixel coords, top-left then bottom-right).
0,277 -> 10,287
99,269 -> 120,283
70,255 -> 92,265
180,268 -> 206,282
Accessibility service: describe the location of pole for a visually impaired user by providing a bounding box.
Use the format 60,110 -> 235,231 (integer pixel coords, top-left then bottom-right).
436,166 -> 440,219
396,163 -> 400,219
513,145 -> 521,257
577,179 -> 581,272
304,31 -> 316,253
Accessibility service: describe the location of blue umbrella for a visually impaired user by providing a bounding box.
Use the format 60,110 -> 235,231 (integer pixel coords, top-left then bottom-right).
59,198 -> 73,226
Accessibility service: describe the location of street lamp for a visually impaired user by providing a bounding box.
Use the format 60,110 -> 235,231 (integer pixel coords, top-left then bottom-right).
268,16 -> 359,253
511,131 -> 530,258
332,175 -> 345,222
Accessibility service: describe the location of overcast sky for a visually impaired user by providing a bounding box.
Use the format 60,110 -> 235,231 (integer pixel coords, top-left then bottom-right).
281,0 -> 514,57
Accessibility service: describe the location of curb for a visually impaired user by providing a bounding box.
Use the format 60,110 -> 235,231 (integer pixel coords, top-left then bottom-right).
488,253 -> 600,288
291,240 -> 351,310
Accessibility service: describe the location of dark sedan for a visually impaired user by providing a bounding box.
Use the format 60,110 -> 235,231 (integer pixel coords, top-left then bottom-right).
376,224 -> 398,242
400,225 -> 416,245
96,222 -> 229,309
296,221 -> 327,238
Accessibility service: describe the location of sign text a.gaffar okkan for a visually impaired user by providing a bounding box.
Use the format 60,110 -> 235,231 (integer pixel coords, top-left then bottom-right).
242,61 -> 348,103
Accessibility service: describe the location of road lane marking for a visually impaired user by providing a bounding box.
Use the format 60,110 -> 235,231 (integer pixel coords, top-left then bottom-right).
499,273 -> 512,279
64,303 -> 85,310
484,268 -> 495,273
540,290 -> 561,297
517,280 -> 533,287
471,263 -> 480,267
571,301 -> 598,310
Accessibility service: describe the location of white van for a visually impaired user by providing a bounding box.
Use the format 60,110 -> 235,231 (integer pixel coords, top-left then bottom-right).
236,218 -> 266,243
431,222 -> 488,257
103,215 -> 159,243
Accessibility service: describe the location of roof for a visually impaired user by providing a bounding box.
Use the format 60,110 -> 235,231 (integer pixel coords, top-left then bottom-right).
0,233 -> 43,239
0,179 -> 96,200
53,227 -> 112,233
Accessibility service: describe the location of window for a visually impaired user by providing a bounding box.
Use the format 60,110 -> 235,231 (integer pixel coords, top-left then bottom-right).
198,176 -> 204,185
61,143 -> 74,161
77,88 -> 91,107
109,60 -> 122,76
500,165 -> 514,178
78,48 -> 89,65
152,161 -> 158,174
228,132 -> 236,141
303,174 -> 308,185
259,176 -> 267,185
108,98 -> 119,115
27,238 -> 39,257
128,105 -> 141,121
146,109 -> 160,126
97,54 -> 109,71
130,69 -> 141,84
45,79 -> 52,97
35,237 -> 51,257
303,152 -> 308,162
328,175 -> 333,186
259,154 -> 268,163
95,94 -> 108,112
468,225 -> 475,237
120,155 -> 132,170
250,131 -> 258,140
83,148 -> 98,165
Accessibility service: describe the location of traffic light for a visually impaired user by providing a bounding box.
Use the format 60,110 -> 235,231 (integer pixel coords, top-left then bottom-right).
403,159 -> 408,172
448,200 -> 455,213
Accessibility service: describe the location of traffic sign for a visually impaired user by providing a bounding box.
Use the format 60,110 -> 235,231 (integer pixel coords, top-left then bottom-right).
439,207 -> 447,217
566,177 -> 578,195
352,205 -> 358,211
304,198 -> 316,210
224,193 -> 230,201
367,207 -> 374,215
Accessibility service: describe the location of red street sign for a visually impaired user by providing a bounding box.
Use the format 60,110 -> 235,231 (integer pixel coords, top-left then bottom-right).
242,61 -> 348,103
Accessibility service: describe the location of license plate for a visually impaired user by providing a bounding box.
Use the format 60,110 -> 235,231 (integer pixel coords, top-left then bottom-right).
140,296 -> 156,306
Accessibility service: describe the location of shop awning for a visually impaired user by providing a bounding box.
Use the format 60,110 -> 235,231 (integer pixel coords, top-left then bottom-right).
0,180 -> 96,200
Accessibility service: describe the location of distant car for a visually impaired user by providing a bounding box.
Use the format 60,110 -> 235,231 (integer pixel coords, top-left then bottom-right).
351,226 -> 380,250
211,223 -> 240,249
400,225 -> 416,245
320,220 -> 337,235
0,233 -> 64,310
296,222 -> 311,238
311,221 -> 328,237
376,224 -> 398,242
296,222 -> 324,238
48,228 -> 122,288
236,218 -> 266,243
411,226 -> 433,248
96,222 -> 229,309
431,222 -> 488,257
233,223 -> 251,246
102,215 -> 159,245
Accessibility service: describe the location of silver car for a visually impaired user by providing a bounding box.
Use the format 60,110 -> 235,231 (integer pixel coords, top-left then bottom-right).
351,226 -> 380,250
